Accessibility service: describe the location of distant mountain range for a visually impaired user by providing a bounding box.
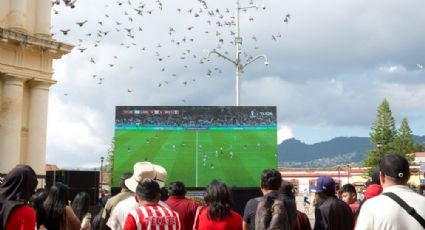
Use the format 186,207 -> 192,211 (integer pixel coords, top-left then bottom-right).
278,135 -> 425,168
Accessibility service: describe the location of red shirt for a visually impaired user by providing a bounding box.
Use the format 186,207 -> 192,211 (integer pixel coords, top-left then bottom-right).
123,203 -> 181,230
6,205 -> 36,230
349,200 -> 360,214
166,195 -> 199,230
293,210 -> 311,230
193,207 -> 242,230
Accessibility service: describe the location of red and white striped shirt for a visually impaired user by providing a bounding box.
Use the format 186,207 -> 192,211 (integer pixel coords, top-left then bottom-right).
123,203 -> 181,230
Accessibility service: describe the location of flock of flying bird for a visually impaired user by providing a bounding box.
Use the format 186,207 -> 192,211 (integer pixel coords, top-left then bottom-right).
51,0 -> 291,100
52,0 -> 424,101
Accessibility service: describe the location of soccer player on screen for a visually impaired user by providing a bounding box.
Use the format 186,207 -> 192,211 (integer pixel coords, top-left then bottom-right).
203,157 -> 207,166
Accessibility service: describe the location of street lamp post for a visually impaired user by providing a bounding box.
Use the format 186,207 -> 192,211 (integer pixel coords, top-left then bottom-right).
347,164 -> 350,184
376,142 -> 383,153
100,156 -> 104,192
208,0 -> 268,106
337,165 -> 341,181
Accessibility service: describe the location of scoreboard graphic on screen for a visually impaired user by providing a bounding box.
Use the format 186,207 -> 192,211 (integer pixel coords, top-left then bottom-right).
113,106 -> 277,188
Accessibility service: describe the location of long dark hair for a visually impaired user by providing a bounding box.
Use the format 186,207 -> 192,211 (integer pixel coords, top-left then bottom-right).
42,182 -> 68,229
204,180 -> 234,221
31,188 -> 48,229
71,192 -> 90,221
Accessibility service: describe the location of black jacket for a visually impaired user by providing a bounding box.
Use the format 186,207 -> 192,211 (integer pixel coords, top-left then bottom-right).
313,196 -> 354,230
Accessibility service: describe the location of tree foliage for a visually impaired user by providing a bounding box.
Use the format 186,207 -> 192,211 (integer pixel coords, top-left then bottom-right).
364,99 -> 425,176
392,118 -> 415,161
364,99 -> 397,175
369,99 -> 397,148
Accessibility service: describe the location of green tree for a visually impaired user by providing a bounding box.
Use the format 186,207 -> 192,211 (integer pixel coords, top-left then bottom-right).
364,99 -> 397,175
392,118 -> 415,161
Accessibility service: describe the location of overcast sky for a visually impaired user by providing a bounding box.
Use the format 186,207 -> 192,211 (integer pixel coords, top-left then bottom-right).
47,0 -> 425,169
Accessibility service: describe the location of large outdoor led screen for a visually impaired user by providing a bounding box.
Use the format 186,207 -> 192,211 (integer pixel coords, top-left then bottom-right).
113,106 -> 277,187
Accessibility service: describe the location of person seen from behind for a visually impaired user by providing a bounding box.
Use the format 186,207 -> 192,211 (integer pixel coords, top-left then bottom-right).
355,154 -> 425,230
71,192 -> 92,230
278,181 -> 297,228
362,170 -> 383,201
165,181 -> 199,230
100,172 -> 133,229
30,188 -> 48,229
107,162 -> 168,230
193,180 -> 242,230
39,182 -> 81,230
243,169 -> 283,230
352,170 -> 383,226
279,181 -> 311,230
313,176 -> 354,230
0,165 -> 38,230
122,179 -> 180,230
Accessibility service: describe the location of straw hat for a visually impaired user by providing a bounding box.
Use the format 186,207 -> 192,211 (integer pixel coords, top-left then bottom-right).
125,162 -> 167,192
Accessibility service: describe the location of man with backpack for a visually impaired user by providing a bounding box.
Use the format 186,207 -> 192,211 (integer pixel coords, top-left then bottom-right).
243,169 -> 289,230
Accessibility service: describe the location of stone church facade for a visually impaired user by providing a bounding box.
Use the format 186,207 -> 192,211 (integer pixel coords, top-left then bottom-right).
0,0 -> 73,178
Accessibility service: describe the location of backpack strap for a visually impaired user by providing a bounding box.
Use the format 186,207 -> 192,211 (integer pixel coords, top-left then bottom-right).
382,192 -> 425,228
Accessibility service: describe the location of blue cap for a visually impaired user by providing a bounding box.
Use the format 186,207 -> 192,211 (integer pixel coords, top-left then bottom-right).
315,176 -> 335,193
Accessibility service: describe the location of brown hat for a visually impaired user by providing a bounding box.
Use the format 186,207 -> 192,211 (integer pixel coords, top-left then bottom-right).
125,162 -> 167,192
379,154 -> 410,180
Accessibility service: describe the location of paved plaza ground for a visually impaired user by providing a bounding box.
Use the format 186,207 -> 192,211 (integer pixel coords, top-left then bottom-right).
295,195 -> 315,228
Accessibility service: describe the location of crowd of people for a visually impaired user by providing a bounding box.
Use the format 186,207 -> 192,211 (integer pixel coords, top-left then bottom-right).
115,106 -> 276,128
1,154 -> 425,229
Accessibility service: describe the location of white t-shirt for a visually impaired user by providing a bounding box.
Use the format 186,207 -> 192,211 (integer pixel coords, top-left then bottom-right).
355,185 -> 425,230
107,195 -> 170,230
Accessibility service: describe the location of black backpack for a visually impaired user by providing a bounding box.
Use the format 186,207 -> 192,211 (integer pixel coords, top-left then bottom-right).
255,194 -> 290,230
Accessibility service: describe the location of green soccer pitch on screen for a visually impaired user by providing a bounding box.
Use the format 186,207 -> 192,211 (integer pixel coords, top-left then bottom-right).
112,106 -> 277,188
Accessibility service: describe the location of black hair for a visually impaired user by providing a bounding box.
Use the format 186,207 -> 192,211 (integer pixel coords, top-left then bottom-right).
91,207 -> 104,230
204,180 -> 234,221
168,181 -> 187,196
279,180 -> 295,199
261,169 -> 282,190
371,170 -> 381,185
120,172 -> 133,189
136,179 -> 160,202
41,182 -> 69,229
31,188 -> 48,210
30,188 -> 48,229
71,192 -> 90,221
341,184 -> 356,195
160,187 -> 169,201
